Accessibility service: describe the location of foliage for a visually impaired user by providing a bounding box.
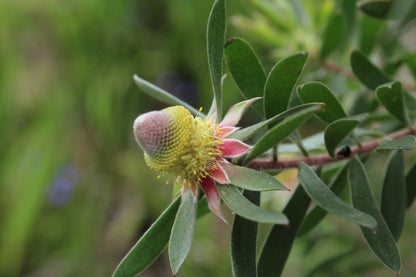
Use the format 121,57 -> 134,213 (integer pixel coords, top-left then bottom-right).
2,0 -> 416,277
115,0 -> 416,276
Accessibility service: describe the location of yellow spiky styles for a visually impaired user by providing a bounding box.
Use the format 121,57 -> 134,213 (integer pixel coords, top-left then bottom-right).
133,106 -> 222,187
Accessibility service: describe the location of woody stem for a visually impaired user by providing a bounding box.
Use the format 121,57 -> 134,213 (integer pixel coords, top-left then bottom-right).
247,127 -> 416,170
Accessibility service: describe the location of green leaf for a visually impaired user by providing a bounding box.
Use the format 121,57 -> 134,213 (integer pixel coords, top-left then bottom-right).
229,103 -> 323,141
298,164 -> 349,237
406,162 -> 416,208
376,81 -> 409,124
217,185 -> 289,225
381,150 -> 406,241
257,184 -> 311,277
298,163 -> 376,228
250,0 -> 295,31
320,11 -> 346,59
298,82 -> 348,123
359,15 -> 385,55
112,197 -> 181,277
377,135 -> 416,150
221,163 -> 287,191
324,114 -> 368,157
359,0 -> 392,19
350,50 -> 390,91
207,0 -> 226,119
231,190 -> 259,277
351,50 -> 416,111
133,75 -> 200,116
224,37 -> 266,115
341,0 -> 357,39
113,196 -> 210,277
169,190 -> 198,275
264,52 -> 308,120
349,157 -> 401,274
403,51 -> 416,80
245,107 -> 317,162
304,249 -> 357,277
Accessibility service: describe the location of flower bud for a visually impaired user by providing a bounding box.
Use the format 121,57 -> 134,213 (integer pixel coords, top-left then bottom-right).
134,106 -> 223,188
133,106 -> 194,173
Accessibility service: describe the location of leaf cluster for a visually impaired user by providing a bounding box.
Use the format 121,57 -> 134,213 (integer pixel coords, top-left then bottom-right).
114,0 -> 416,276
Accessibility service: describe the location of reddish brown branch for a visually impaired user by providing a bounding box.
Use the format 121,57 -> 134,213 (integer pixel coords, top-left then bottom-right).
248,128 -> 416,170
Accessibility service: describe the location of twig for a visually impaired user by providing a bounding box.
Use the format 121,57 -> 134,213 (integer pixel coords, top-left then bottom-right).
248,127 -> 416,170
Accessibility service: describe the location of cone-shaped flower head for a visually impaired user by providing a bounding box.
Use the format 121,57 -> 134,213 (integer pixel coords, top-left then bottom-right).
134,106 -> 222,189
133,98 -> 259,220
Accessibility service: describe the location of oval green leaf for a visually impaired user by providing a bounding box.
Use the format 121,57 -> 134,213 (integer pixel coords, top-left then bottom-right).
349,157 -> 401,274
359,14 -> 385,55
169,190 -> 198,275
298,164 -> 349,237
376,81 -> 409,124
229,103 -> 323,141
133,75 -> 200,116
217,184 -> 289,225
257,185 -> 311,277
298,163 -> 376,228
377,135 -> 416,150
221,163 -> 287,191
320,11 -> 346,59
359,0 -> 392,19
381,150 -> 406,241
298,81 -> 348,123
351,50 -> 416,110
245,107 -> 317,162
406,162 -> 416,208
225,37 -> 266,115
350,50 -> 390,91
231,190 -> 260,277
112,197 -> 181,277
324,114 -> 368,157
207,0 -> 226,119
264,51 -> 308,120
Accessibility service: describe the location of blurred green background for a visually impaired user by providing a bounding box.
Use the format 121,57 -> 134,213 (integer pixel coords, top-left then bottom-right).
1,0 -> 416,276
0,0 -> 229,276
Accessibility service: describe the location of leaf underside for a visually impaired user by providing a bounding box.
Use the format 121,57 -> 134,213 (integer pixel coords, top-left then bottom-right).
298,163 -> 376,228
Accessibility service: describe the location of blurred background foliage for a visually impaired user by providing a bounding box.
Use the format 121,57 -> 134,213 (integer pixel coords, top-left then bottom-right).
1,0 -> 416,276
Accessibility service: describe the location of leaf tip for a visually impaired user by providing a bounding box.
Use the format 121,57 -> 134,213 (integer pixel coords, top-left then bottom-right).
133,74 -> 141,82
225,37 -> 233,47
301,51 -> 308,56
285,222 -> 291,228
